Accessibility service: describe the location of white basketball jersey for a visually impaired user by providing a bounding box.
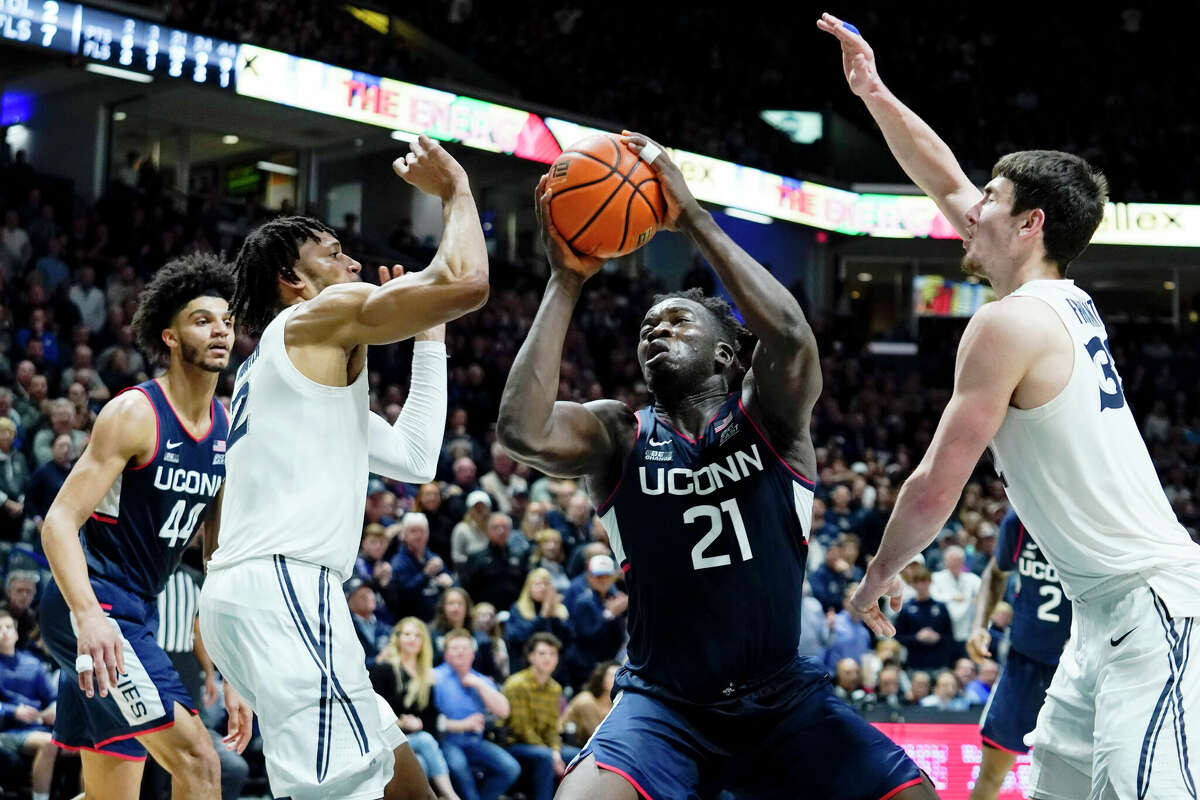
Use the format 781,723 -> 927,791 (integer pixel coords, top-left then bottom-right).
210,303 -> 369,579
989,279 -> 1200,614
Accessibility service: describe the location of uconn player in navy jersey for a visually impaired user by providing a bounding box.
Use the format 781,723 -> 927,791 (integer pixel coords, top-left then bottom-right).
498,133 -> 932,800
825,15 -> 1200,798
966,511 -> 1070,800
38,255 -> 252,799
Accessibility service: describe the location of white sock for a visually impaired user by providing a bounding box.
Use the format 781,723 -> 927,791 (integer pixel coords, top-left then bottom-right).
33,793 -> 50,800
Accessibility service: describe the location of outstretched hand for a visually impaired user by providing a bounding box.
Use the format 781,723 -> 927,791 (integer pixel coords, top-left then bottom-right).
392,134 -> 470,200
534,174 -> 606,280
849,572 -> 905,637
816,13 -> 884,97
619,131 -> 701,231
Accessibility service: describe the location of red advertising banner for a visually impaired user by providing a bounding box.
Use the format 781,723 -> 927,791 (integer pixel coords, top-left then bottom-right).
871,723 -> 1031,800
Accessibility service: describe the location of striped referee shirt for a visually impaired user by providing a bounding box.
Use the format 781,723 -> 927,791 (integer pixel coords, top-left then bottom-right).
156,568 -> 200,654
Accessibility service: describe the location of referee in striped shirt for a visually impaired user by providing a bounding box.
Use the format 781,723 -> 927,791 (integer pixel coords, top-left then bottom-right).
141,567 -> 250,800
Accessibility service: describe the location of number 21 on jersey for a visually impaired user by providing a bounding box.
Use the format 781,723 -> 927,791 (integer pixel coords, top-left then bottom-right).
685,499 -> 752,570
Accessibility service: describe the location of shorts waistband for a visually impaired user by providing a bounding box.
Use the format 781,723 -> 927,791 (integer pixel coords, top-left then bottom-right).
206,554 -> 347,581
1073,573 -> 1146,607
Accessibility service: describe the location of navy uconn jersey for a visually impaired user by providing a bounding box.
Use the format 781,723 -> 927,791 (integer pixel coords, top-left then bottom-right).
597,393 -> 814,701
85,379 -> 228,599
995,510 -> 1070,665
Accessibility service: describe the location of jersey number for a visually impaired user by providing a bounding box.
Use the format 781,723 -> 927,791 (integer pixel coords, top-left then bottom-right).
159,500 -> 205,548
1036,584 -> 1063,623
685,499 -> 752,570
1085,336 -> 1125,411
228,380 -> 250,449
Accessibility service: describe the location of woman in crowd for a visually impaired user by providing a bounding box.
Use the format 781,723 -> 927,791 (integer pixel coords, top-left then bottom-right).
430,587 -> 497,678
416,481 -> 455,558
505,567 -> 572,673
450,490 -> 492,569
528,528 -> 571,594
370,618 -> 463,800
470,601 -> 509,682
560,661 -> 618,747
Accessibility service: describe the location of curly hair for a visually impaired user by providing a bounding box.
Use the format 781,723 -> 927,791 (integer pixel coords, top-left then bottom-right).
650,287 -> 755,365
231,215 -> 335,336
131,252 -> 234,366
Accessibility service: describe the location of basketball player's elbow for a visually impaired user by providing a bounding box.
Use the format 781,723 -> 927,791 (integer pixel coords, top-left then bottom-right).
495,417 -> 537,462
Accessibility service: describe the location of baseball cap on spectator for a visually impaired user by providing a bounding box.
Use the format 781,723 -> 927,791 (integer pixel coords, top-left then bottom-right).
850,461 -> 869,475
466,489 -> 492,509
588,554 -> 616,576
977,525 -> 997,538
367,477 -> 388,497
344,577 -> 371,597
908,553 -> 926,567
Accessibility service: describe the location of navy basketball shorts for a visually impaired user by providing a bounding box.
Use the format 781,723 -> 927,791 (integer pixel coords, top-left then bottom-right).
568,655 -> 923,800
39,577 -> 195,761
978,646 -> 1057,755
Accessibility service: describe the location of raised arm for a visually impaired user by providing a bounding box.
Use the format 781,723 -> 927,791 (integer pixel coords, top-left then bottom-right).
288,136 -> 489,348
496,177 -> 634,482
817,13 -> 981,237
623,132 -> 821,442
42,391 -> 155,697
368,322 -> 448,483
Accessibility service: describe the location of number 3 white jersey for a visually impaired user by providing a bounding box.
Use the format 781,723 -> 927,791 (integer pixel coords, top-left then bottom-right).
210,303 -> 369,579
989,279 -> 1200,613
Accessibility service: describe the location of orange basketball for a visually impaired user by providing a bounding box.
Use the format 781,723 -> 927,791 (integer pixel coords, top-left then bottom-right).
546,133 -> 667,259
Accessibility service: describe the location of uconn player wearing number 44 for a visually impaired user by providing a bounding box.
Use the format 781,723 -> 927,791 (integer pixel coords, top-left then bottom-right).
38,254 -> 253,800
821,12 -> 1200,799
497,131 -> 934,800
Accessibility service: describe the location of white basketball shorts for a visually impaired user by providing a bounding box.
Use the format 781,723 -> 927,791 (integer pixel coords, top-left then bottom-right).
1026,578 -> 1198,800
199,555 -> 406,800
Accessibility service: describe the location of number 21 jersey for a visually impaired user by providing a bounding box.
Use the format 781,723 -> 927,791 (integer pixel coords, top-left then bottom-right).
597,392 -> 814,701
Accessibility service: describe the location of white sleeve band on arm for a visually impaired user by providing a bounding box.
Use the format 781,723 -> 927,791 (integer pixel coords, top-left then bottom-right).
368,340 -> 448,483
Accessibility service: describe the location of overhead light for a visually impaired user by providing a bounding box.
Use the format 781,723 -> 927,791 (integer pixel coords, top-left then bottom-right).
760,110 -> 823,144
724,207 -> 773,225
4,124 -> 29,149
85,63 -> 153,84
391,130 -> 420,142
1164,280 -> 1177,291
850,290 -> 861,299
112,111 -> 127,122
256,160 -> 298,176
222,134 -> 240,145
857,272 -> 873,282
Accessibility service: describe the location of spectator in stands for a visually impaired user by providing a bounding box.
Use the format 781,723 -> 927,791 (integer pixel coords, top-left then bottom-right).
416,481 -> 456,558
894,566 -> 955,671
502,633 -> 579,800
17,310 -> 60,372
31,399 -> 86,466
560,661 -> 617,747
920,670 -> 971,711
965,659 -> 999,705
1,211 -> 31,271
907,671 -> 932,705
354,523 -> 393,585
69,264 -> 106,333
97,324 -> 147,388
370,618 -> 463,800
433,629 -> 520,800
528,527 -> 570,594
0,417 -> 29,542
480,443 -> 527,516
443,456 -> 482,523
431,588 -> 497,680
462,512 -> 526,610
824,582 -> 871,672
797,579 -> 835,660
967,521 -> 997,574
810,536 -> 854,611
27,432 -> 73,527
347,578 -> 390,667
34,236 -> 69,295
470,603 -> 509,682
930,545 -> 981,655
563,555 -> 626,689
875,666 -> 905,711
505,567 -> 572,674
832,657 -> 871,711
856,484 -> 894,557
451,490 -> 492,570
826,484 -> 857,533
953,658 -> 977,696
0,610 -> 58,800
386,512 -> 454,622
546,491 -> 593,560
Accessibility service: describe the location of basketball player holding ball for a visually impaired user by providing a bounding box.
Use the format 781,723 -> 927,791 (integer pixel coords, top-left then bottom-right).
497,132 -> 935,800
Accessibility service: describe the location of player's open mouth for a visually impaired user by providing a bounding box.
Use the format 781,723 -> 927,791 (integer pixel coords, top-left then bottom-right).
208,346 -> 228,355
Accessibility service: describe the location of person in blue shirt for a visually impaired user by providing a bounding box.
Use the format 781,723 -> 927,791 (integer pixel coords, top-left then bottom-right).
562,555 -> 626,690
347,578 -> 392,667
0,610 -> 58,800
893,566 -> 955,671
432,629 -> 520,800
824,583 -> 872,673
966,511 -> 1071,800
386,512 -> 456,622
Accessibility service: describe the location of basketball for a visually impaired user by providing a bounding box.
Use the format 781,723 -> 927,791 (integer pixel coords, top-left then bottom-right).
546,133 -> 667,259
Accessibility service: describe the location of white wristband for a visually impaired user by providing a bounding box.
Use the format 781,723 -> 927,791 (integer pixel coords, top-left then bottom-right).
75,654 -> 95,673
636,141 -> 662,165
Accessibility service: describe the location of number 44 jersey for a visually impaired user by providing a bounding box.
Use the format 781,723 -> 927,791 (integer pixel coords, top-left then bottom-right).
989,279 -> 1200,614
596,392 -> 814,701
85,379 -> 228,599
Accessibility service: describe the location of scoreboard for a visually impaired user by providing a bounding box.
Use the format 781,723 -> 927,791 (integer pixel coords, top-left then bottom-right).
1,0 -> 238,88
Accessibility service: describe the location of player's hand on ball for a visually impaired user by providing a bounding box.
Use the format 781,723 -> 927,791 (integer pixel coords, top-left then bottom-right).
850,572 -> 903,637
392,134 -> 470,200
966,627 -> 993,662
619,131 -> 701,231
76,607 -> 125,699
223,682 -> 255,754
816,13 -> 883,98
535,174 -> 605,279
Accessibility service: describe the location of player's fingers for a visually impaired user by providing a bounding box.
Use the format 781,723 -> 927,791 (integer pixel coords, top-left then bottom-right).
78,666 -> 93,696
392,157 -> 409,177
391,264 -> 405,279
378,265 -> 389,284
91,650 -> 110,697
405,151 -> 419,166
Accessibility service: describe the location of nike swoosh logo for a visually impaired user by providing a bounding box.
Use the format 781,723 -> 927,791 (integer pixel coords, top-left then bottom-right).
1111,627 -> 1137,647
648,438 -> 672,447
166,440 -> 183,450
